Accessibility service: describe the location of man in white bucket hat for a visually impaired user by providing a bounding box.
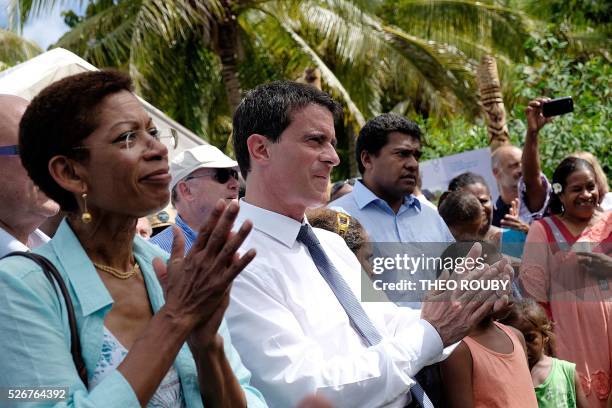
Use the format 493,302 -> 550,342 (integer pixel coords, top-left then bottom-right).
150,144 -> 240,254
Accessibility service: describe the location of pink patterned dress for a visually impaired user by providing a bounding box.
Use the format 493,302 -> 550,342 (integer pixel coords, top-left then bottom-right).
520,211 -> 612,407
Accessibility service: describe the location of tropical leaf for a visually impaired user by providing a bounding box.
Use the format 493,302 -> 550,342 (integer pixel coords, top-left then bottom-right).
0,28 -> 42,69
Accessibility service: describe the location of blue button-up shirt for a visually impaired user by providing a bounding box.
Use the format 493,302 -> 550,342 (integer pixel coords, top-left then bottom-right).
329,180 -> 454,243
150,214 -> 197,255
0,219 -> 266,407
330,181 -> 454,307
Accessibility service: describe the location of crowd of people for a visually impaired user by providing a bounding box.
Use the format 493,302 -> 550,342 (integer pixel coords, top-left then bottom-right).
0,70 -> 609,408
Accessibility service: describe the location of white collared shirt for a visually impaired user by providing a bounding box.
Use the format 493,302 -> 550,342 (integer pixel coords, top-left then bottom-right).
0,227 -> 49,258
226,200 -> 444,408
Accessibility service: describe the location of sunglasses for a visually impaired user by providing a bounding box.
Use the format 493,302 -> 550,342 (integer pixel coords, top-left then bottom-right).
185,168 -> 239,184
0,145 -> 19,156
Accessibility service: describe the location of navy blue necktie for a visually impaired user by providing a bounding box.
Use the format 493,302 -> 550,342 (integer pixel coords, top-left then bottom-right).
297,224 -> 382,346
297,224 -> 434,408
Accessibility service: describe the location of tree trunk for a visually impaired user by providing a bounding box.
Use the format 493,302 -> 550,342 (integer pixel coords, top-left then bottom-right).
476,55 -> 510,151
213,2 -> 242,113
347,122 -> 358,177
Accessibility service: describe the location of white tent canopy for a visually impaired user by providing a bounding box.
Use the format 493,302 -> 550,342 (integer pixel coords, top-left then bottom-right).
0,48 -> 205,159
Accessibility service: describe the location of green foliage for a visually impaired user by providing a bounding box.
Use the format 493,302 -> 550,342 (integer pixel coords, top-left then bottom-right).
507,31 -> 611,182
418,116 -> 489,161
0,28 -> 41,70
412,29 -> 610,187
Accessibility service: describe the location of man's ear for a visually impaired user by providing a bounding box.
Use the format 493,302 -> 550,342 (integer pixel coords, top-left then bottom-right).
246,134 -> 271,166
48,155 -> 88,194
361,150 -> 373,171
492,166 -> 500,177
176,181 -> 192,201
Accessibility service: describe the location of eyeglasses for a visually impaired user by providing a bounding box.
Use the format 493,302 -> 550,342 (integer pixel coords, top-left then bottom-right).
184,168 -> 239,184
73,128 -> 178,153
0,145 -> 19,156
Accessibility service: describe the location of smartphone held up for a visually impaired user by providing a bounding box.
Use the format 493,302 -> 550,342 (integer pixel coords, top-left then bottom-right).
542,96 -> 574,117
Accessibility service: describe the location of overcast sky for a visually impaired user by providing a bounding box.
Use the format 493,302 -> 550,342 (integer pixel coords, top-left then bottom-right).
1,0 -> 82,50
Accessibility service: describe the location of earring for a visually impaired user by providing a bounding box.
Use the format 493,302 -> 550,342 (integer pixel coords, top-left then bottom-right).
81,193 -> 92,223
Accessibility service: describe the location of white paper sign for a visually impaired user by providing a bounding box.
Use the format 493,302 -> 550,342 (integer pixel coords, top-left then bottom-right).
419,147 -> 499,199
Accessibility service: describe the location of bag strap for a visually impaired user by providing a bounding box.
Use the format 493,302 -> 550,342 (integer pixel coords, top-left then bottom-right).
2,251 -> 88,387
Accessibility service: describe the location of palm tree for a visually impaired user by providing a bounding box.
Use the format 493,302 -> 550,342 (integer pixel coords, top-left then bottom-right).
0,28 -> 42,71
11,0 -> 533,174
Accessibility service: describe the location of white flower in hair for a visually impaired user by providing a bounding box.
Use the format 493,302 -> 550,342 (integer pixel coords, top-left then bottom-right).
552,182 -> 563,194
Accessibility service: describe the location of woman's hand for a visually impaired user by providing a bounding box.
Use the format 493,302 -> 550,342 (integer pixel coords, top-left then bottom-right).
153,199 -> 256,341
576,251 -> 612,279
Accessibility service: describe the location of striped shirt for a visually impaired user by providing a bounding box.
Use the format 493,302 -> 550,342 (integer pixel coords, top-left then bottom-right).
149,214 -> 197,255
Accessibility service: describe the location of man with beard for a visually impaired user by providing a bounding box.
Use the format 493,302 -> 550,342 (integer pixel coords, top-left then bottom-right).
491,145 -> 529,232
150,144 -> 240,255
330,113 -> 453,243
0,94 -> 60,256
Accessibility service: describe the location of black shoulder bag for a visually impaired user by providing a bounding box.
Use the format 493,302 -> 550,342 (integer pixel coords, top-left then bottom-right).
3,251 -> 88,387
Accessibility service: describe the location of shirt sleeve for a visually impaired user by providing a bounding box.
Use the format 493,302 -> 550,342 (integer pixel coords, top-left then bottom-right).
226,263 -> 443,408
218,319 -> 268,408
518,174 -> 552,224
0,259 -> 140,408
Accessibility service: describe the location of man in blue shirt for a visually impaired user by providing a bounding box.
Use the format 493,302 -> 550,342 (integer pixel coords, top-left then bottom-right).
330,113 -> 453,244
150,145 -> 240,254
330,114 -> 453,306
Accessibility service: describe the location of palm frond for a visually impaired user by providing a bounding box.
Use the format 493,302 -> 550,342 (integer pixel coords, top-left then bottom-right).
381,0 -> 533,61
276,19 -> 366,126
55,1 -> 139,67
0,28 -> 42,67
382,25 -> 479,116
9,0 -> 76,29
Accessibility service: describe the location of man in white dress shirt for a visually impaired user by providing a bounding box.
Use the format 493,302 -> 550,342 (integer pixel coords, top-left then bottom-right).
0,95 -> 59,257
226,81 -> 512,407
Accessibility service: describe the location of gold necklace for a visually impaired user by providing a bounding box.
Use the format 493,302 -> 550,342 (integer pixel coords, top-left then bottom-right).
93,262 -> 139,280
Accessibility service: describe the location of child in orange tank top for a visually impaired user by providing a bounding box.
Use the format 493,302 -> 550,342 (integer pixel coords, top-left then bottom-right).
439,242 -> 538,408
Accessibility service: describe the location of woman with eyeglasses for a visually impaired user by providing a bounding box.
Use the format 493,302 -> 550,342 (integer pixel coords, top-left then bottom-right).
0,71 -> 266,407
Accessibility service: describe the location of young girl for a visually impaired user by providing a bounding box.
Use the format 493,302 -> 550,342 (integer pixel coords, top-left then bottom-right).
501,299 -> 589,408
439,242 -> 538,407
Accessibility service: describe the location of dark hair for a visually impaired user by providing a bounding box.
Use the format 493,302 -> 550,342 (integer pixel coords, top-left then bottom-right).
499,298 -> 556,356
438,190 -> 482,227
448,172 -> 489,193
19,70 -> 133,212
232,81 -> 343,179
356,113 -> 421,174
549,157 -> 596,214
437,241 -> 501,278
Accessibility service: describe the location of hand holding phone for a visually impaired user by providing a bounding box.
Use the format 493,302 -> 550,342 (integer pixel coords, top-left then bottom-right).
542,96 -> 574,117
